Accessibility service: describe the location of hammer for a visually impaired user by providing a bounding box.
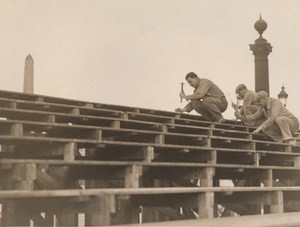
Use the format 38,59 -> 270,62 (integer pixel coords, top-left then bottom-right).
180,82 -> 185,103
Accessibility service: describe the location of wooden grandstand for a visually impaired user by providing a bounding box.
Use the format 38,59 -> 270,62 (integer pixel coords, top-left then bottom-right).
0,90 -> 300,226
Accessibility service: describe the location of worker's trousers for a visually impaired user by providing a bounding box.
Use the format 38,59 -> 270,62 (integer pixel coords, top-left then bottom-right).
191,96 -> 228,122
262,116 -> 299,142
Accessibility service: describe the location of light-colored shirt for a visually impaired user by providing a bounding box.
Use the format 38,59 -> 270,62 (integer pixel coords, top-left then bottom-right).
241,90 -> 258,115
261,98 -> 298,128
184,78 -> 226,112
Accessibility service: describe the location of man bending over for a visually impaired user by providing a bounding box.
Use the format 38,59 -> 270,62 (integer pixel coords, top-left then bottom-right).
175,72 -> 228,123
253,91 -> 299,144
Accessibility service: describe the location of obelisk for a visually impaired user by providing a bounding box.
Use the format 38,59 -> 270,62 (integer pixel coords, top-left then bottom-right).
249,15 -> 272,94
23,54 -> 34,94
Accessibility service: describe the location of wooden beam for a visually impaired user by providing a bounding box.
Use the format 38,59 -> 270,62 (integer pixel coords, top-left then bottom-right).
155,134 -> 164,144
197,192 -> 214,219
70,108 -> 80,115
63,142 -> 77,161
41,114 -> 56,123
142,146 -> 154,163
270,191 -> 284,213
199,167 -> 214,187
110,120 -> 121,128
85,195 -> 115,226
10,123 -> 23,136
262,169 -> 273,187
125,165 -> 142,188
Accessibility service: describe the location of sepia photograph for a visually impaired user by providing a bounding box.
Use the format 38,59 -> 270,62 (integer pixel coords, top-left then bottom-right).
0,0 -> 300,226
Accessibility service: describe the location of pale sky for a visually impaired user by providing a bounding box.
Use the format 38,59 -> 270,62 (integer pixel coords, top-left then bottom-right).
1,0 -> 300,119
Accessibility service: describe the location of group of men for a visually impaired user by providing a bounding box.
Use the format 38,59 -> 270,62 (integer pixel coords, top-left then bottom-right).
175,72 -> 299,144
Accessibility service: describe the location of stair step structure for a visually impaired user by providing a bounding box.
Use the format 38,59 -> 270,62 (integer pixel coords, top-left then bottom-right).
0,89 -> 299,226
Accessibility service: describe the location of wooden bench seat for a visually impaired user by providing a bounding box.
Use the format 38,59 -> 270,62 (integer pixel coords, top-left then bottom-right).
0,105 -> 299,152
0,186 -> 300,226
0,159 -> 299,192
0,130 -> 299,168
132,211 -> 300,226
0,117 -> 299,153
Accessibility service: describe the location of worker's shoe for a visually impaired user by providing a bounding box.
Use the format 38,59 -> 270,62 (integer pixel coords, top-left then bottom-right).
283,139 -> 296,145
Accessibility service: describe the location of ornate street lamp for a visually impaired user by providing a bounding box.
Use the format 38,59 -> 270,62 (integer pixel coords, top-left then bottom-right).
277,85 -> 288,107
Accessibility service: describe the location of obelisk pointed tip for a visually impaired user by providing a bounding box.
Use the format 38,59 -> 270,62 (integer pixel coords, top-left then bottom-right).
25,54 -> 33,60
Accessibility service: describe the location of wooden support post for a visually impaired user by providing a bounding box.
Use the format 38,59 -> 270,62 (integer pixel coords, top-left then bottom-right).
56,210 -> 78,226
122,113 -> 129,120
36,97 -> 44,102
70,108 -> 80,115
10,123 -> 23,136
294,156 -> 300,168
262,169 -> 273,187
2,163 -> 37,226
270,191 -> 284,213
142,146 -> 154,163
93,129 -> 102,141
125,165 -> 142,188
250,141 -> 256,150
199,167 -> 214,187
168,118 -> 175,125
155,134 -> 164,144
110,120 -> 120,128
2,201 -> 31,226
42,114 -> 56,123
210,150 -> 217,164
63,142 -> 77,161
200,137 -> 211,147
84,103 -> 94,108
161,123 -> 168,133
85,195 -> 115,226
12,163 -> 37,190
197,192 -> 214,219
253,153 -> 261,166
9,101 -> 17,109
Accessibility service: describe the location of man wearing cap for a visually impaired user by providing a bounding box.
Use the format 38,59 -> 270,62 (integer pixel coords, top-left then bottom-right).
253,91 -> 299,144
234,84 -> 266,127
175,72 -> 228,122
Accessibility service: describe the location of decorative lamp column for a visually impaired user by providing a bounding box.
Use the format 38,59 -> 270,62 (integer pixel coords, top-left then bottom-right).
249,15 -> 272,94
277,85 -> 288,107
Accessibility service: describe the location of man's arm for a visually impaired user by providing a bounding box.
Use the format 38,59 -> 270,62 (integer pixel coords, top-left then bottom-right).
184,80 -> 211,101
259,100 -> 281,128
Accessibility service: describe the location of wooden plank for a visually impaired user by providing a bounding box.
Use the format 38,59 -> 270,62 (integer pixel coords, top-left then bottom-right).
142,146 -> 154,162
197,192 -> 214,219
85,195 -> 115,226
132,211 -> 300,226
270,191 -> 284,213
124,165 -> 142,188
63,142 -> 77,161
199,167 -> 214,187
10,123 -> 23,136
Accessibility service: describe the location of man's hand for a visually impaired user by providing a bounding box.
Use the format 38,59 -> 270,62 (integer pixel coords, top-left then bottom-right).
179,91 -> 186,99
253,125 -> 263,134
231,102 -> 237,109
175,108 -> 186,113
234,110 -> 241,119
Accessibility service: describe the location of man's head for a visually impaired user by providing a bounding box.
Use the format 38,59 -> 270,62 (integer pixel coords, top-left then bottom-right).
185,72 -> 200,88
235,84 -> 247,98
254,91 -> 269,107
